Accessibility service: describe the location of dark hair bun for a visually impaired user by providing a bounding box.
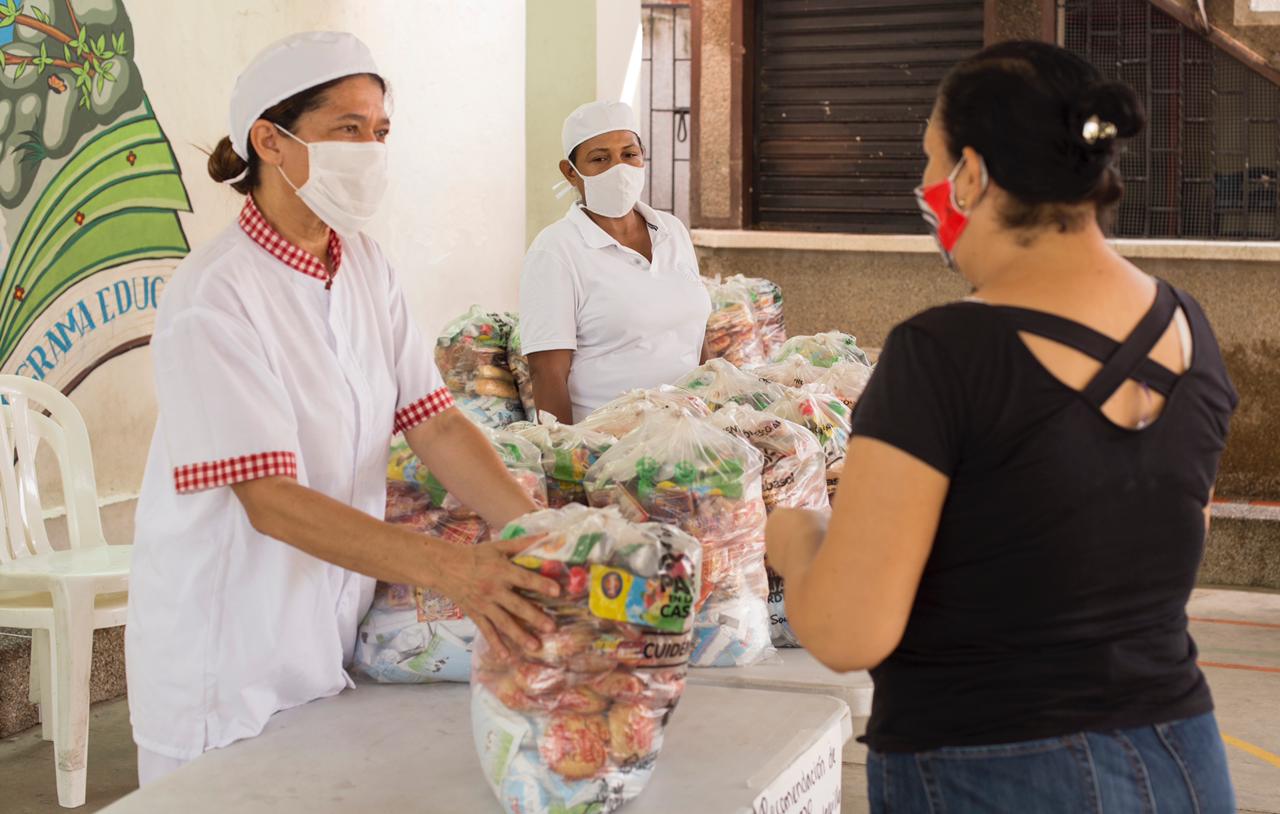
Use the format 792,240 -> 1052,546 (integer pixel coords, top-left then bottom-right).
1071,80 -> 1146,146
938,41 -> 1142,213
207,136 -> 254,195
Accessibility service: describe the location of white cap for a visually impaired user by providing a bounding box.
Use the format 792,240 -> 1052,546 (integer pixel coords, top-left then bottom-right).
228,31 -> 380,161
561,100 -> 639,160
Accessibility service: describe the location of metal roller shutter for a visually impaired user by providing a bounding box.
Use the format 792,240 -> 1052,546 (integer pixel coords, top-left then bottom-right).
751,0 -> 985,232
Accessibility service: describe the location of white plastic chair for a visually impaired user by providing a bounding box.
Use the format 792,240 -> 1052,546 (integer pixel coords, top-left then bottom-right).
0,375 -> 129,808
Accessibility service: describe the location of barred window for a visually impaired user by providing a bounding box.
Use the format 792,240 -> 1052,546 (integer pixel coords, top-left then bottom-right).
1064,0 -> 1280,240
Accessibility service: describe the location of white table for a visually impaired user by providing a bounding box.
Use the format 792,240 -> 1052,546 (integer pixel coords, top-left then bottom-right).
687,649 -> 874,762
103,683 -> 851,814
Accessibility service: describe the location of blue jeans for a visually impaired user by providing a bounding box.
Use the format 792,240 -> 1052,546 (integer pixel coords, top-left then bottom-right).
867,712 -> 1235,813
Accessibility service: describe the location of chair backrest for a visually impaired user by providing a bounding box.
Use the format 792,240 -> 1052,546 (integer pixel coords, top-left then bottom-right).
0,375 -> 105,563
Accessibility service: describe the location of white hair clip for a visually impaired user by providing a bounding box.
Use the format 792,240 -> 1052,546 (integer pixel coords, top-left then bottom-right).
1082,115 -> 1118,145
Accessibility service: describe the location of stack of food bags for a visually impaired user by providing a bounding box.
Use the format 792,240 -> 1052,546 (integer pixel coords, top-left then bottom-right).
435,306 -> 525,428
729,274 -> 787,357
771,331 -> 872,369
471,505 -> 701,814
355,431 -> 548,683
765,391 -> 852,500
703,277 -> 767,368
512,414 -> 618,508
709,405 -> 829,648
585,412 -> 774,667
577,386 -> 711,439
673,358 -> 786,412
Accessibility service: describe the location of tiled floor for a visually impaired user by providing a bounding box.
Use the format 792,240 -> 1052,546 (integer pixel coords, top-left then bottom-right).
3,588 -> 1277,813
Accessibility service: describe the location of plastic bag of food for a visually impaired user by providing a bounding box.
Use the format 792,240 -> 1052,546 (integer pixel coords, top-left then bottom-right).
766,391 -> 852,500
752,355 -> 826,390
808,359 -> 873,413
507,319 -> 539,418
708,405 -> 828,648
355,507 -> 489,683
386,429 -> 548,520
513,414 -> 617,508
471,505 -> 701,814
673,358 -> 787,412
577,385 -> 712,439
729,274 -> 787,356
704,277 -> 767,368
584,412 -> 774,667
436,307 -> 525,427
771,331 -> 871,369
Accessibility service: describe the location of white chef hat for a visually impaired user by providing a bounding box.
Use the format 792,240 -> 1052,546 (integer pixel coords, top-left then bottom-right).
561,100 -> 640,161
228,31 -> 380,162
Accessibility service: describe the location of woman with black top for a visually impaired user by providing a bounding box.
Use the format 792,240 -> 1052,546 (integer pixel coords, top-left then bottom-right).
765,41 -> 1238,813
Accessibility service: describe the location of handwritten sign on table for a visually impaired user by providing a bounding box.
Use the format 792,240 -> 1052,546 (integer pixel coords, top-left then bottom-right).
752,721 -> 844,814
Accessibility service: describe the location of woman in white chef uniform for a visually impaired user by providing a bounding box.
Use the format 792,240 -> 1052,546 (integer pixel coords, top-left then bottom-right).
126,32 -> 559,783
520,101 -> 712,424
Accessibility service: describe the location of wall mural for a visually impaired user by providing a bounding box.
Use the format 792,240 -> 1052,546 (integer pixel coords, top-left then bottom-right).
0,0 -> 190,392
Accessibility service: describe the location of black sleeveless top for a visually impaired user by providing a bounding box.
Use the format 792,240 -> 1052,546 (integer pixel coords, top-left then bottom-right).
851,280 -> 1238,753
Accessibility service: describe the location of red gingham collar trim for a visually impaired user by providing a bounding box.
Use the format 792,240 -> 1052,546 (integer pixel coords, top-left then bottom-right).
238,196 -> 342,286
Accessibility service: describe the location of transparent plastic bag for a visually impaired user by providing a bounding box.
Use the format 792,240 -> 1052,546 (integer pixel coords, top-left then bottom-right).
471,505 -> 701,814
771,331 -> 871,369
729,274 -> 787,356
808,360 -> 874,413
584,412 -> 774,667
354,509 -> 489,683
507,319 -> 538,418
577,385 -> 712,439
765,390 -> 852,500
359,431 -> 548,682
752,355 -> 825,390
436,307 -> 525,426
704,277 -> 768,368
708,405 -> 828,648
673,358 -> 787,412
513,414 -> 618,508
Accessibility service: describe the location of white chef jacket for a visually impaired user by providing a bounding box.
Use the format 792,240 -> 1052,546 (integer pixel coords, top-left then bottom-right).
519,202 -> 712,422
127,197 -> 453,760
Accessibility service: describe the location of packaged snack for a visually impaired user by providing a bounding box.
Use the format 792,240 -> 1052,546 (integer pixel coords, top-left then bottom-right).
728,274 -> 787,356
808,359 -> 874,413
765,391 -> 852,500
703,277 -> 768,368
436,307 -> 525,427
708,405 -> 828,648
471,505 -> 701,814
771,331 -> 872,369
577,385 -> 712,439
514,414 -> 618,508
752,355 -> 826,391
673,358 -> 787,412
506,319 -> 538,418
584,412 -> 775,667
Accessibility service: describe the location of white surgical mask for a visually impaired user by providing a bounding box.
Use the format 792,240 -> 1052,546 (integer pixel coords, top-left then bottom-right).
572,160 -> 646,218
275,125 -> 388,236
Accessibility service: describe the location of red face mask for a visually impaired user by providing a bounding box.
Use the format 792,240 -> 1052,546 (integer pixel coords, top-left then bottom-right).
914,156 -> 988,271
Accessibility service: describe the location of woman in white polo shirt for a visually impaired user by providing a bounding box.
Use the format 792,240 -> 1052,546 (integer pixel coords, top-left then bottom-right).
520,101 -> 712,423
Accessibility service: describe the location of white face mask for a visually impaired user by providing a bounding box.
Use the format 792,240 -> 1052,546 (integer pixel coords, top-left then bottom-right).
572,160 -> 646,218
275,125 -> 388,236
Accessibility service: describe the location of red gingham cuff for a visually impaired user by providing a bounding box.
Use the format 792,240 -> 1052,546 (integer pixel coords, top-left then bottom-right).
394,387 -> 455,434
173,451 -> 298,494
